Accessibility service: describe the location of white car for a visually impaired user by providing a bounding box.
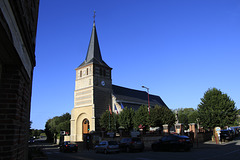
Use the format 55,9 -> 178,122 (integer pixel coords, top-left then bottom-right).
94,140 -> 120,154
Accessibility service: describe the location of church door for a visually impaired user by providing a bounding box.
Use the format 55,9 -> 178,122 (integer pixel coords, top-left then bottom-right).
82,119 -> 90,134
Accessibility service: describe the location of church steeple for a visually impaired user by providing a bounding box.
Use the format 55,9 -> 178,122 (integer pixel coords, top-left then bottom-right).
78,13 -> 110,69
85,22 -> 103,63
72,12 -> 113,142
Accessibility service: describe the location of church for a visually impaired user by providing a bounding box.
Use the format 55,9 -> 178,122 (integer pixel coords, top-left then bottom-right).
70,20 -> 167,142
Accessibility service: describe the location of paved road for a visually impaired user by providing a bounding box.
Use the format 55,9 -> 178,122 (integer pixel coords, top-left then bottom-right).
34,138 -> 240,160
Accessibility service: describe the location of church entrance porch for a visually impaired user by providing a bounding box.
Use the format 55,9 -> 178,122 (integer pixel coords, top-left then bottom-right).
82,119 -> 90,136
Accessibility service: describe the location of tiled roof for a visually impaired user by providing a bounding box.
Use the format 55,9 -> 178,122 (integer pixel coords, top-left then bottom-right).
112,84 -> 168,109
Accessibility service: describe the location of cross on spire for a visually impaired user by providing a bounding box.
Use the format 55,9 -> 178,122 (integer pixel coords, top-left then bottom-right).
93,10 -> 96,23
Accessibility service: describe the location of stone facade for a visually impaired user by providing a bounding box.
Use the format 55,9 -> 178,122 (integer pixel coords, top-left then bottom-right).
71,23 -> 112,141
71,63 -> 112,141
71,21 -> 168,142
0,0 -> 39,159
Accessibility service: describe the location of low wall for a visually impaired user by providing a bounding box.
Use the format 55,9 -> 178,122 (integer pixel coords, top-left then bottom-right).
195,132 -> 212,143
142,136 -> 162,150
64,136 -> 70,141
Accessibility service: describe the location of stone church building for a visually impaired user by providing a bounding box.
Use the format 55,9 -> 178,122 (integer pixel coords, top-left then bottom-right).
70,21 -> 167,142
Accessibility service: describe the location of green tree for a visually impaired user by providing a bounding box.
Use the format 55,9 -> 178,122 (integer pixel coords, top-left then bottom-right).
32,129 -> 42,138
198,88 -> 238,129
188,110 -> 199,123
44,112 -> 71,142
177,108 -> 198,129
178,109 -> 188,129
45,119 -> 54,142
149,105 -> 163,127
133,105 -> 149,131
56,113 -> 71,133
150,105 -> 175,127
118,107 -> 135,132
99,110 -> 118,132
161,107 -> 176,127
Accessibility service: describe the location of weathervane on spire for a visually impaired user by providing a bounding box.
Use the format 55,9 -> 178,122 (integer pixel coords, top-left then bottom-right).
93,10 -> 96,23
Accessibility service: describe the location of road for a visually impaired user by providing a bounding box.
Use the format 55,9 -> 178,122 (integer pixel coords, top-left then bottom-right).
33,137 -> 240,160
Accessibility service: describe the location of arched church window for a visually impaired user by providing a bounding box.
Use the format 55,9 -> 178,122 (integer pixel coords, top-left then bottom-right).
86,68 -> 88,75
80,71 -> 82,77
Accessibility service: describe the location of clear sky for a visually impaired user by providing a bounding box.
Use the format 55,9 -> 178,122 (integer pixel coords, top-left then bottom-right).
31,0 -> 240,129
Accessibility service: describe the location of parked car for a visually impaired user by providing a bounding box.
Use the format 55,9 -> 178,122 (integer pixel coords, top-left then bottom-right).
119,137 -> 144,152
59,141 -> 78,152
220,130 -> 233,141
94,140 -> 120,154
229,130 -> 235,138
151,134 -> 193,152
28,138 -> 35,144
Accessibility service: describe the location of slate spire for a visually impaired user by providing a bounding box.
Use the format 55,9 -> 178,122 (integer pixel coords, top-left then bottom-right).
85,22 -> 103,63
78,14 -> 110,68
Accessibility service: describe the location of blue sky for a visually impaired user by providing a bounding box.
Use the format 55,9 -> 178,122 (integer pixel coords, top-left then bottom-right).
31,0 -> 240,129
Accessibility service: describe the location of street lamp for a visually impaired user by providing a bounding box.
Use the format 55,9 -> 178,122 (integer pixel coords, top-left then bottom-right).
142,86 -> 150,115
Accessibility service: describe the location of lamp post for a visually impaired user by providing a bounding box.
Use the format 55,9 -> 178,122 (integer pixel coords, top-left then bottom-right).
142,86 -> 150,115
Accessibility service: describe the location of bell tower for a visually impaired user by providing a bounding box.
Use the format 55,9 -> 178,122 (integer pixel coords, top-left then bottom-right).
71,18 -> 112,142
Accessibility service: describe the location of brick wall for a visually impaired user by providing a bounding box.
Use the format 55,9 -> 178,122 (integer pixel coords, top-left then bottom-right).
0,65 -> 32,160
0,0 -> 39,159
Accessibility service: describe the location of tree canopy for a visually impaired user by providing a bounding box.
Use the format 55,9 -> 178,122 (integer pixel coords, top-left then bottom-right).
198,88 -> 238,129
99,110 -> 118,132
99,105 -> 176,133
133,105 -> 149,130
118,107 -> 135,132
45,112 -> 71,142
149,105 -> 176,128
177,108 -> 198,129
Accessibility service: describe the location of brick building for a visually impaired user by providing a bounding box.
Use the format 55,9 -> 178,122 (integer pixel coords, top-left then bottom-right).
0,0 -> 39,159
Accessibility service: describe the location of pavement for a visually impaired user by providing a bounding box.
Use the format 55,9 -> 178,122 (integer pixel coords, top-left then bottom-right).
192,136 -> 240,149
30,136 -> 240,160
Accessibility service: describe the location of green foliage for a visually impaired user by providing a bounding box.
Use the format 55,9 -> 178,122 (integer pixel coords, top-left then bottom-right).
45,119 -> 54,142
56,121 -> 70,133
99,105 -> 176,133
177,108 -> 198,129
133,105 -> 149,130
40,132 -> 46,137
198,88 -> 238,129
44,112 -> 71,142
149,105 -> 175,127
118,107 -> 135,132
30,129 -> 43,138
161,107 -> 176,127
99,110 -> 118,132
149,105 -> 162,127
188,110 -> 199,123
